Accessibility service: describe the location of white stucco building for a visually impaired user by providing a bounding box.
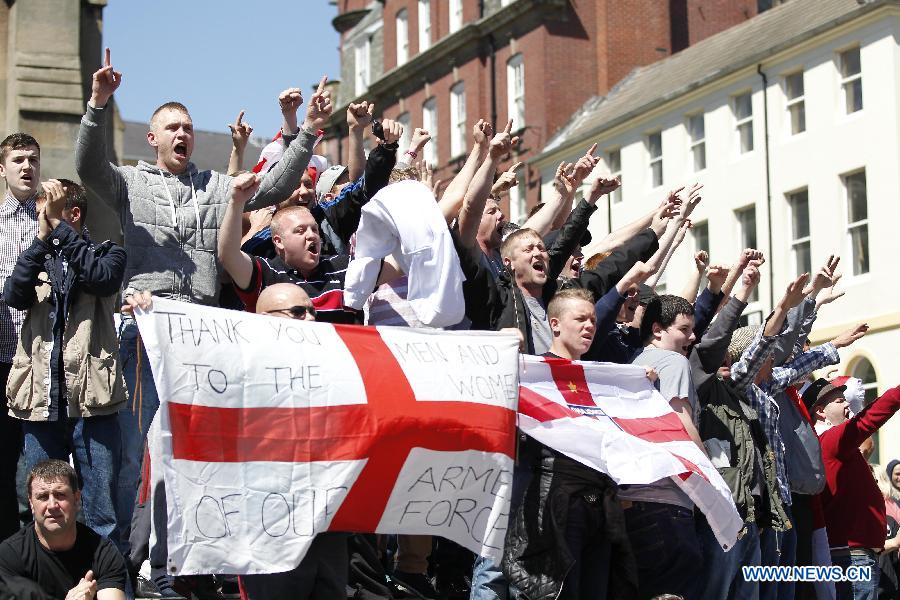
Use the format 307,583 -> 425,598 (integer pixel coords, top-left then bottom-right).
531,0 -> 900,462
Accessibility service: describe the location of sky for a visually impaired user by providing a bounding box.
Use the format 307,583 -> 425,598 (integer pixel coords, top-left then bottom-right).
103,1 -> 341,138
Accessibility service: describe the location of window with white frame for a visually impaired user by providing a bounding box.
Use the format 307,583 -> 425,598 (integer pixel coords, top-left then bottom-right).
449,0 -> 463,33
607,149 -> 622,204
507,54 -> 525,129
737,205 -> 758,249
354,37 -> 371,95
844,170 -> 869,275
690,219 -> 710,294
839,47 -> 862,114
787,188 -> 811,277
647,132 -> 662,188
734,92 -> 754,153
692,220 -> 709,253
450,82 -> 466,158
784,71 -> 805,134
736,206 -> 758,300
396,10 -> 409,66
687,113 -> 706,172
854,358 -> 879,407
655,270 -> 667,295
418,0 -> 431,52
738,311 -> 764,328
397,112 -> 411,156
422,98 -> 438,164
853,357 -> 879,462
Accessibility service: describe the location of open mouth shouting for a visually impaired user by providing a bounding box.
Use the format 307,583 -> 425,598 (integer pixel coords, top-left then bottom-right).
531,258 -> 546,275
306,239 -> 319,257
173,141 -> 188,161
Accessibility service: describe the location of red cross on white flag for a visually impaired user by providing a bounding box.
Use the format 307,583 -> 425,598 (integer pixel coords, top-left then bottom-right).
138,299 -> 519,575
518,355 -> 742,550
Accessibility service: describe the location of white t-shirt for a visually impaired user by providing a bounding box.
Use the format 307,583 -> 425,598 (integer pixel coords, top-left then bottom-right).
618,347 -> 698,509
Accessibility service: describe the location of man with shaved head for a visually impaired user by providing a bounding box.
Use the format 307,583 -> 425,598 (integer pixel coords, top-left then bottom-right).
242,284 -> 348,600
255,283 -> 316,321
75,49 -> 335,594
219,173 -> 399,323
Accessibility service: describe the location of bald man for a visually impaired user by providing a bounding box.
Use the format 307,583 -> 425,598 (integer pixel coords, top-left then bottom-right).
242,283 -> 349,600
256,283 -> 317,321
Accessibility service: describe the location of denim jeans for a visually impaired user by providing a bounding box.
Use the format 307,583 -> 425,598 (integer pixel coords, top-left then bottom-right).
759,504 -> 796,600
469,447 -> 534,600
117,318 -> 161,555
470,556 -> 509,600
697,517 -> 760,600
832,552 -> 879,600
23,414 -> 121,549
623,501 -> 703,600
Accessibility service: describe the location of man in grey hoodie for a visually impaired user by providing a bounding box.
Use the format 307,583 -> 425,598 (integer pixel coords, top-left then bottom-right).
74,48 -> 333,592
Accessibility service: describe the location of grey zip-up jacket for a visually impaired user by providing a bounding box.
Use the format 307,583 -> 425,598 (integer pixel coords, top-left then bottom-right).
75,103 -> 317,306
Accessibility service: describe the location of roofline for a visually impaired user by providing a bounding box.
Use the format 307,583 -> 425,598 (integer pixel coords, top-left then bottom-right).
529,1 -> 898,168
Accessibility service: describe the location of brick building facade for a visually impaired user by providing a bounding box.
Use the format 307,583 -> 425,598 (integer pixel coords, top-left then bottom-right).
323,0 -> 762,220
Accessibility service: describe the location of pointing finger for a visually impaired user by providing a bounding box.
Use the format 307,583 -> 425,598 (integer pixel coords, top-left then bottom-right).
508,161 -> 523,173
504,119 -> 513,134
316,76 -> 328,96
586,143 -> 598,157
234,110 -> 245,127
104,47 -> 111,68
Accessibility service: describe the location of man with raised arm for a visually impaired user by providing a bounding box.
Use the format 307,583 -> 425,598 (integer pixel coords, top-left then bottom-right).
74,48 -> 333,591
219,122 -> 406,322
807,377 -> 900,599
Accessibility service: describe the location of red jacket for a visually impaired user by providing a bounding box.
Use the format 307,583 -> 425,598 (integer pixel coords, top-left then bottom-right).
819,386 -> 900,549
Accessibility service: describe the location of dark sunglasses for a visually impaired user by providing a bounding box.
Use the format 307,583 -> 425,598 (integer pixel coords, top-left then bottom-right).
265,305 -> 317,319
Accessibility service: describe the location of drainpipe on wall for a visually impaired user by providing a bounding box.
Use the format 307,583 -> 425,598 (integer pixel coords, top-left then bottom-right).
488,33 -> 498,132
607,194 -> 613,235
757,63 -> 775,311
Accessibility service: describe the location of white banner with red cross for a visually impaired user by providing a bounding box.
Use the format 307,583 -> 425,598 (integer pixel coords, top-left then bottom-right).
136,299 -> 519,575
518,355 -> 743,551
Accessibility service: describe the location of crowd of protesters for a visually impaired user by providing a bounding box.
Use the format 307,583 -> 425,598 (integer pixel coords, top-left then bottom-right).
0,47 -> 897,600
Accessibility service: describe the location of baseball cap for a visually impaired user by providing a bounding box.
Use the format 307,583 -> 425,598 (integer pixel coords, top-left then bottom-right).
801,378 -> 847,413
315,165 -> 348,202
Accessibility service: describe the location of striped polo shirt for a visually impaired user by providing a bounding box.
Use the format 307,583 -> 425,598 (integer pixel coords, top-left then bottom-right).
235,254 -> 359,324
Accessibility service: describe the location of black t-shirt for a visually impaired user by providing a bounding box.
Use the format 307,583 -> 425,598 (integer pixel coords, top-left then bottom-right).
0,523 -> 127,598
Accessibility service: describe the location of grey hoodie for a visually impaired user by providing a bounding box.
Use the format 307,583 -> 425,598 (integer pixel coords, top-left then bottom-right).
75,103 -> 317,306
